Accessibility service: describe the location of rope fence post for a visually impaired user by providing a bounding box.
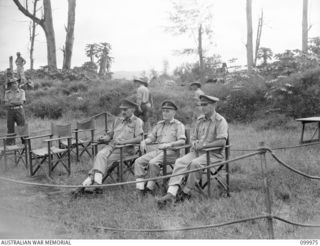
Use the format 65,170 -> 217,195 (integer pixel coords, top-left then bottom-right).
259,141 -> 275,239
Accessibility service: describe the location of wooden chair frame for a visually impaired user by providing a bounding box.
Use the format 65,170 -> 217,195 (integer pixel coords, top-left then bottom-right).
92,142 -> 141,183
0,124 -> 29,170
25,123 -> 72,177
61,118 -> 96,162
161,129 -> 231,197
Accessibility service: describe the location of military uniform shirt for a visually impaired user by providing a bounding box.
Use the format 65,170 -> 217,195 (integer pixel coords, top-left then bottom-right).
137,85 -> 150,105
15,57 -> 26,67
192,112 -> 228,154
108,114 -> 143,142
148,119 -> 186,143
4,89 -> 26,105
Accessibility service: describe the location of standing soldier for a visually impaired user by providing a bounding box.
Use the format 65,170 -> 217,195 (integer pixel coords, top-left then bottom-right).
190,81 -> 205,126
134,79 -> 152,133
190,81 -> 205,103
74,99 -> 144,195
134,100 -> 186,197
156,95 -> 228,207
15,52 -> 26,84
4,78 -> 26,145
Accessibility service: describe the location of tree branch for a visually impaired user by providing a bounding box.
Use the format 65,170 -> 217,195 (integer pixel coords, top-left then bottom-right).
12,0 -> 44,26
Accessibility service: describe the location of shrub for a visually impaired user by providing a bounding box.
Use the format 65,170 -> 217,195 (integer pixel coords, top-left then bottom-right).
266,67 -> 320,118
28,97 -> 64,119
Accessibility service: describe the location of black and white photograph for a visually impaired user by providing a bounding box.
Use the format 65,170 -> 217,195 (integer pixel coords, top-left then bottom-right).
0,0 -> 320,241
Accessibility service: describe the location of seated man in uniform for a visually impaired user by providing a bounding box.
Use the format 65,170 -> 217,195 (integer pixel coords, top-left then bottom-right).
156,95 -> 228,207
74,99 -> 144,195
134,100 -> 186,197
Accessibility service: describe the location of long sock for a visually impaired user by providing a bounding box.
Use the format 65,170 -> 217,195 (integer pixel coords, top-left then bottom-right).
136,178 -> 145,190
94,172 -> 103,184
82,176 -> 92,186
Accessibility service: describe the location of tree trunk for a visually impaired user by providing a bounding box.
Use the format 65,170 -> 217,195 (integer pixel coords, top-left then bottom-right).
9,56 -> 13,73
43,0 -> 57,70
302,0 -> 308,53
98,56 -> 106,76
29,0 -> 38,70
246,0 -> 254,73
63,0 -> 76,70
198,24 -> 204,83
254,10 -> 263,66
12,0 -> 57,70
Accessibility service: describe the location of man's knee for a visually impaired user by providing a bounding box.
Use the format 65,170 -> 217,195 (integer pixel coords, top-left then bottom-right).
190,159 -> 202,169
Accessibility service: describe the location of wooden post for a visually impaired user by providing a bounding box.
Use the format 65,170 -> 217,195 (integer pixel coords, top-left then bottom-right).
259,142 -> 274,239
28,139 -> 33,176
300,122 -> 305,143
75,130 -> 79,162
206,151 -> 211,198
104,112 -> 108,133
119,147 -> 123,182
9,56 -> 13,73
162,148 -> 167,192
48,141 -> 52,177
67,138 -> 71,176
3,139 -> 7,171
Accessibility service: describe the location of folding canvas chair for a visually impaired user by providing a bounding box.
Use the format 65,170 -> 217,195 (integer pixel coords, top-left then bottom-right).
199,135 -> 231,197
61,118 -> 95,162
0,124 -> 29,171
26,123 -> 72,177
91,143 -> 141,183
160,128 -> 191,190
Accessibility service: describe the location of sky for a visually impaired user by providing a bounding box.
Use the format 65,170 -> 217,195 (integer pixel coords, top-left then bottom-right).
0,0 -> 319,73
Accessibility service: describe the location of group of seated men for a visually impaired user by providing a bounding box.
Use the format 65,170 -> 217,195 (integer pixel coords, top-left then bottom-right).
75,93 -> 228,208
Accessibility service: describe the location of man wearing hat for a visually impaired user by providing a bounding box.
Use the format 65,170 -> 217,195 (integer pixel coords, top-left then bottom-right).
156,94 -> 228,207
134,100 -> 186,197
77,99 -> 144,194
4,78 -> 26,145
15,52 -> 26,84
134,78 -> 152,133
190,81 -> 204,102
190,81 -> 205,124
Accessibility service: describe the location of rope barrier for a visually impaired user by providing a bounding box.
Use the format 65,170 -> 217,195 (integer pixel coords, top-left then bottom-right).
91,215 -> 269,232
1,203 -> 320,233
269,151 -> 320,180
231,141 -> 320,152
0,151 -> 261,188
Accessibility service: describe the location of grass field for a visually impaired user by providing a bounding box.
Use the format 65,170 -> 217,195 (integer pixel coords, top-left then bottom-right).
0,117 -> 320,239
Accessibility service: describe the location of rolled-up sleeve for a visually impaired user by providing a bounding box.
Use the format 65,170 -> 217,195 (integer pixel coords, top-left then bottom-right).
134,118 -> 144,137
176,122 -> 186,140
147,124 -> 158,142
21,90 -> 26,102
216,119 -> 228,140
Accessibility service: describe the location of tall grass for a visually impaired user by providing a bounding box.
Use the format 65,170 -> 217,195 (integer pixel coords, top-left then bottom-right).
1,119 -> 319,239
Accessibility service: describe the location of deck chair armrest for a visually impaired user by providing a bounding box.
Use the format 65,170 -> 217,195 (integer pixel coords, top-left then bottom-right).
43,136 -> 72,142
73,128 -> 95,133
115,143 -> 139,148
25,134 -> 52,140
0,134 -> 27,140
203,144 -> 231,152
169,144 -> 191,150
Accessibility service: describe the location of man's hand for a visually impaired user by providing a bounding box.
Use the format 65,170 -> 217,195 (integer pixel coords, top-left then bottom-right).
158,143 -> 172,150
98,135 -> 111,143
140,140 -> 147,153
114,139 -> 126,145
193,141 -> 204,151
137,106 -> 142,113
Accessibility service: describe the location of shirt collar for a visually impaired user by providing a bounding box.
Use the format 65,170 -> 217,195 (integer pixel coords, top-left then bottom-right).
121,114 -> 135,123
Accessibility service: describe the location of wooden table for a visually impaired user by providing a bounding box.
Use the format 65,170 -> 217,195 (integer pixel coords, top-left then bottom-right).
295,117 -> 320,144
